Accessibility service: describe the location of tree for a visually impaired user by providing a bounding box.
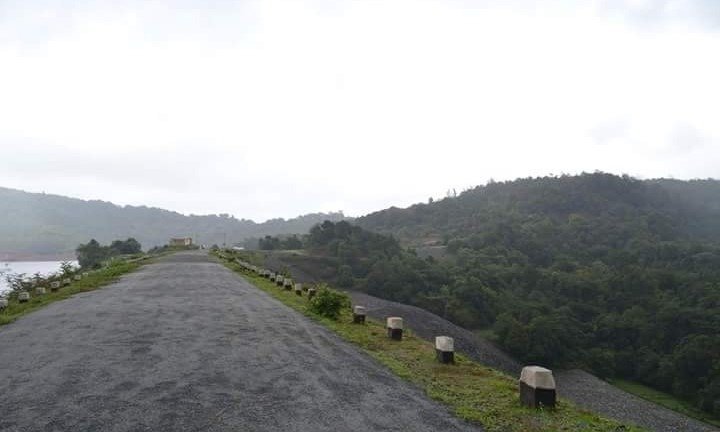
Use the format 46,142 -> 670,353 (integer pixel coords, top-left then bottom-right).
76,239 -> 108,269
76,238 -> 142,269
110,238 -> 142,254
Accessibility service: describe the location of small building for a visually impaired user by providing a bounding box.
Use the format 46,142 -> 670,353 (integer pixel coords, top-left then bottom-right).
169,237 -> 193,247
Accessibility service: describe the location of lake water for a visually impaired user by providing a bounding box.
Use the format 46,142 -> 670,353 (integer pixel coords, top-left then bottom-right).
0,261 -> 78,295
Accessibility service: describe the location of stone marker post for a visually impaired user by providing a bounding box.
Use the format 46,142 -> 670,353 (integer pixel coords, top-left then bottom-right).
62,278 -> 71,286
284,279 -> 293,291
519,366 -> 556,409
386,317 -> 403,340
435,336 -> 455,364
50,281 -> 61,292
307,288 -> 317,299
74,275 -> 82,281
0,297 -> 8,310
353,306 -> 366,324
35,286 -> 46,296
18,291 -> 30,303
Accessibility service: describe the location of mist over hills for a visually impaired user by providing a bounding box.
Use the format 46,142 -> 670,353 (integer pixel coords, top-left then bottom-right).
357,174 -> 720,247
0,187 -> 346,259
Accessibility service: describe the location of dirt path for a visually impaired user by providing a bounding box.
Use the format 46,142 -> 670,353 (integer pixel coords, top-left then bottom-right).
0,251 -> 480,432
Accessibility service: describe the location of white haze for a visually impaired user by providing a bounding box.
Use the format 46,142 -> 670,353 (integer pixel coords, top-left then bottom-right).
0,0 -> 718,221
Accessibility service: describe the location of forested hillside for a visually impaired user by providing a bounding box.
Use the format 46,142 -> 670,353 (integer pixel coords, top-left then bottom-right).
281,174 -> 720,418
0,187 -> 346,259
357,174 -> 720,246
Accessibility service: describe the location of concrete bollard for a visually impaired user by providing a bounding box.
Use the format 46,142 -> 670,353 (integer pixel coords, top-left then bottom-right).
35,287 -> 47,296
62,278 -> 71,286
18,291 -> 30,303
270,273 -> 276,282
519,366 -> 556,409
307,288 -> 317,299
284,279 -> 293,291
294,284 -> 302,296
50,281 -> 61,292
0,297 -> 8,310
276,275 -> 284,286
353,306 -> 367,324
386,317 -> 403,340
73,275 -> 82,281
435,336 -> 455,364
82,272 -> 89,278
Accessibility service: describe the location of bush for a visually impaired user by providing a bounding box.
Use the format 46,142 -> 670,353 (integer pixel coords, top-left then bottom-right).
308,284 -> 351,320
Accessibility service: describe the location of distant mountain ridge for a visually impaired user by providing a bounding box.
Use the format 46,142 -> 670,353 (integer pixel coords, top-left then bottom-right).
0,187 -> 347,259
356,174 -> 720,247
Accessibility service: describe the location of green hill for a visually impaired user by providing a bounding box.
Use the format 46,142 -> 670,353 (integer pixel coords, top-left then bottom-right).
0,187 -> 346,259
357,174 -> 720,247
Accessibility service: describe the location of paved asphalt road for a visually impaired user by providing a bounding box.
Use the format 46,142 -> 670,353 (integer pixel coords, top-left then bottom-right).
0,251 -> 480,432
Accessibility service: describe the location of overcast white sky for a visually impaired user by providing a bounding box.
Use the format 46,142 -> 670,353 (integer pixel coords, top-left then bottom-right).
1,0 -> 719,221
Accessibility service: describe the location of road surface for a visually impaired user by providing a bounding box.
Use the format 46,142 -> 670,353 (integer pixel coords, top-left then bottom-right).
0,251 -> 480,432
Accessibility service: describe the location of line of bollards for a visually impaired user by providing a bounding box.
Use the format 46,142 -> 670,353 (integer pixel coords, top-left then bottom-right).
236,259 -> 310,301
1,270 -> 92,309
232,256 -> 556,410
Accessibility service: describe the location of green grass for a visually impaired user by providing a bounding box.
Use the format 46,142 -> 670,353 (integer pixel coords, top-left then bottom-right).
609,379 -> 720,428
0,258 -> 146,327
216,252 -> 646,432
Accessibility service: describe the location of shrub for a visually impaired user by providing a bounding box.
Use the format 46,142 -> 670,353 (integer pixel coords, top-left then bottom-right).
308,284 -> 351,320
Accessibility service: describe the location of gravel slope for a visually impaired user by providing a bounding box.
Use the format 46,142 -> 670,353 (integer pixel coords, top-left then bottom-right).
0,251 -> 481,432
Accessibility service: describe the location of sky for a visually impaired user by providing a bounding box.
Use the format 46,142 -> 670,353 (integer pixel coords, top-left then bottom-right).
1,0 -> 719,221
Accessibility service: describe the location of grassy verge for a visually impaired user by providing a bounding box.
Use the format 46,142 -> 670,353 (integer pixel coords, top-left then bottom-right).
216,251 -> 645,432
0,258 -> 147,327
609,379 -> 720,428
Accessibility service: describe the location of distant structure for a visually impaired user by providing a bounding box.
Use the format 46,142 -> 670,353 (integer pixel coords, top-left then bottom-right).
169,237 -> 193,247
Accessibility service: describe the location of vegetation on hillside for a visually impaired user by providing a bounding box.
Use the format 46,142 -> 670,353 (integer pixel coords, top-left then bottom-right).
264,173 -> 720,419
257,234 -> 303,250
0,186 -> 346,257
